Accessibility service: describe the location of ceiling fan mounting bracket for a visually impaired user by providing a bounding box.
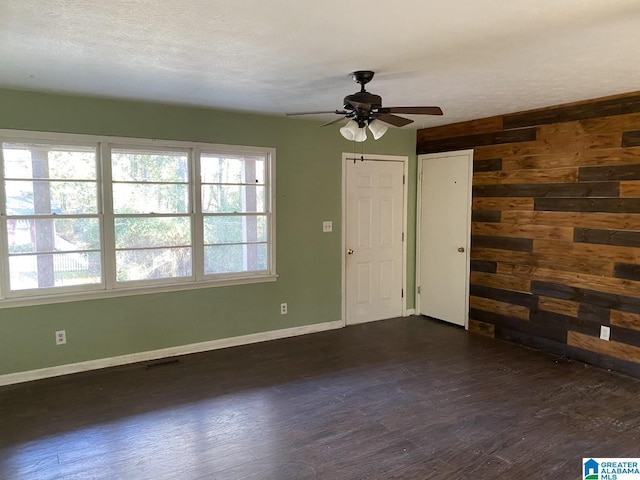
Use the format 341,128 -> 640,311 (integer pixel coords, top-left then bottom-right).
351,70 -> 375,90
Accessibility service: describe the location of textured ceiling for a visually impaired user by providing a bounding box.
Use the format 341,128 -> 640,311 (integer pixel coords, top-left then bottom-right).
1,0 -> 640,129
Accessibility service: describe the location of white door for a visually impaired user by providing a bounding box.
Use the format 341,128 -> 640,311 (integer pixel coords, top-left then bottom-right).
417,150 -> 472,327
344,157 -> 406,325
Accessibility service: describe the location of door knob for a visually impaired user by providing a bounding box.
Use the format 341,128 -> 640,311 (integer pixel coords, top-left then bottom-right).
347,248 -> 355,255
457,247 -> 465,253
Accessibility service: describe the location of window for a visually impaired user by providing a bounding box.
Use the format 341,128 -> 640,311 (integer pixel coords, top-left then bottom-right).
111,147 -> 192,283
2,141 -> 101,293
0,131 -> 275,305
200,153 -> 269,276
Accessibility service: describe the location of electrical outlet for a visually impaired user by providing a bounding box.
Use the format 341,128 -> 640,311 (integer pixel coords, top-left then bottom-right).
55,330 -> 67,345
600,325 -> 610,341
280,303 -> 288,315
322,221 -> 332,233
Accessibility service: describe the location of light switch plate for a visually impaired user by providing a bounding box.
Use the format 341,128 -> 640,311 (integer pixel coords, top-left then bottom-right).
323,221 -> 332,232
600,325 -> 610,341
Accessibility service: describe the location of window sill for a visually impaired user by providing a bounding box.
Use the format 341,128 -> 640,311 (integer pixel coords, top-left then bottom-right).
0,274 -> 278,309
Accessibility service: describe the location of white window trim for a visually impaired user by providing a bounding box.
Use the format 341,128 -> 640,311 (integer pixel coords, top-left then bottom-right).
0,129 -> 277,309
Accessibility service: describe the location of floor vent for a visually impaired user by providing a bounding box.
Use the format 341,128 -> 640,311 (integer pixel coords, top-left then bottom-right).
145,359 -> 181,370
553,355 -> 572,364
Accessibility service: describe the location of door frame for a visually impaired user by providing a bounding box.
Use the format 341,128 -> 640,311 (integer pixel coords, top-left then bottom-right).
415,149 -> 473,329
342,153 -> 409,326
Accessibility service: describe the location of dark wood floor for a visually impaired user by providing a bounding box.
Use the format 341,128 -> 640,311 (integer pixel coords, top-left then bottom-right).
1,316 -> 639,480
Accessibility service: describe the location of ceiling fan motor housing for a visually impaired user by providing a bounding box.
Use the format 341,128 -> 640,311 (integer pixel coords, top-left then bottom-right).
343,92 -> 382,111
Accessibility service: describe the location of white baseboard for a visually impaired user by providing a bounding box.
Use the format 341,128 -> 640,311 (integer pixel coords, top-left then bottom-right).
0,319 -> 345,387
405,308 -> 415,316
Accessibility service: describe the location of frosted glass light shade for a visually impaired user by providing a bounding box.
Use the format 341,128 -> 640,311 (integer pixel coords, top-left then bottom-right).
340,120 -> 359,140
353,127 -> 367,142
368,119 -> 388,140
340,120 -> 367,142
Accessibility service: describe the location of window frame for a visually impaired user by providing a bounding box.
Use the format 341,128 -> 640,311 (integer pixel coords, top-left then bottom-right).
0,130 -> 277,308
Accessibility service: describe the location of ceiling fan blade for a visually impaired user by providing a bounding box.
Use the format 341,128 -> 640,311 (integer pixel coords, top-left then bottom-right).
286,110 -> 345,116
377,114 -> 414,127
382,106 -> 443,116
320,117 -> 347,127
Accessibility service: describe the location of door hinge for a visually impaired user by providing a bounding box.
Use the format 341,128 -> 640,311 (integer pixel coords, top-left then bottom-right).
402,232 -> 404,242
419,172 -> 423,182
403,175 -> 406,185
401,289 -> 404,298
417,286 -> 421,294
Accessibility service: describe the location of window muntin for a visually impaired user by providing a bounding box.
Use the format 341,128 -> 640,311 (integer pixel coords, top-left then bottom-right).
2,142 -> 102,292
0,132 -> 275,304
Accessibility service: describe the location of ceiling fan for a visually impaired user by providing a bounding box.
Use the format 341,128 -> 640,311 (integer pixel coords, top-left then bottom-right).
286,70 -> 443,141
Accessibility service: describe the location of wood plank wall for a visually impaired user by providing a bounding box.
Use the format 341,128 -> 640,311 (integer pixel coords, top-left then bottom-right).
417,91 -> 640,378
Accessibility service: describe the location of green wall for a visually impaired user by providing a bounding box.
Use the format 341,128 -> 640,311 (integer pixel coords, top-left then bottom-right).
0,89 -> 416,376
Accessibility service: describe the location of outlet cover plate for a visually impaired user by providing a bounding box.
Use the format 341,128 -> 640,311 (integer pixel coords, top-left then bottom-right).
600,325 -> 611,341
55,330 -> 67,345
322,221 -> 332,233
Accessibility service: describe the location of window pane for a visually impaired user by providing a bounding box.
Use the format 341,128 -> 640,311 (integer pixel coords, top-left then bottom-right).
113,183 -> 189,214
2,146 -> 32,178
201,185 -> 265,213
7,218 -> 100,254
115,217 -> 190,249
2,144 -> 96,180
48,149 -> 97,180
201,155 -> 265,184
9,252 -> 102,290
204,243 -> 267,275
111,150 -> 188,182
116,248 -> 192,282
204,215 -> 267,244
5,180 -> 98,215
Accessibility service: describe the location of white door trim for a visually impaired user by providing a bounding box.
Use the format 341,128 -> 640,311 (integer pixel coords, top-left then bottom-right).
415,149 -> 473,329
342,153 -> 409,326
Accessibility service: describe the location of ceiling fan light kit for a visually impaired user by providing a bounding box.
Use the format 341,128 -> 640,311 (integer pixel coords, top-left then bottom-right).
339,118 -> 388,142
286,70 -> 443,142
